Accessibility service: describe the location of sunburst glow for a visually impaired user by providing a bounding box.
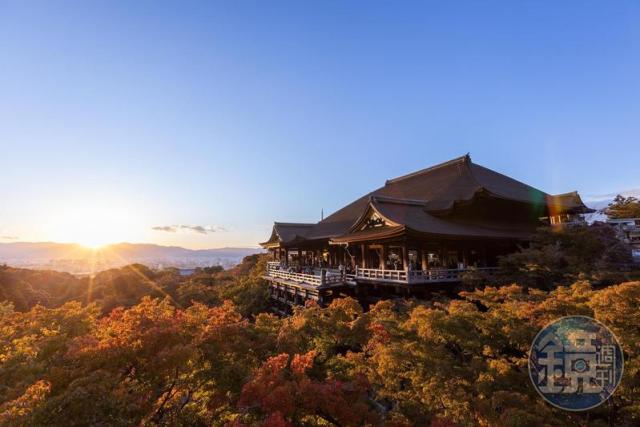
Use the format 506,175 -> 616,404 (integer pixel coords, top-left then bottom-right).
41,200 -> 149,248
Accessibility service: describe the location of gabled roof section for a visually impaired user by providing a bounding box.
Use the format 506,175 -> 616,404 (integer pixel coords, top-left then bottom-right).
380,154 -> 551,211
331,196 -> 535,243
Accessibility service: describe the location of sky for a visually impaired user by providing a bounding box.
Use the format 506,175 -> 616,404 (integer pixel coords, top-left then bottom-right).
1,1 -> 639,249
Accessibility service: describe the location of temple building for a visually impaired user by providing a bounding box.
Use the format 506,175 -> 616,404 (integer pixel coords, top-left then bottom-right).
260,154 -> 593,312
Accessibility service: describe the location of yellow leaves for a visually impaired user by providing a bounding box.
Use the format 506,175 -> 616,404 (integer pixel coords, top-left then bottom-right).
328,298 -> 363,320
487,358 -> 511,377
39,325 -> 60,337
290,315 -> 307,330
446,300 -> 478,315
9,334 -> 39,360
0,380 -> 51,424
589,281 -> 640,357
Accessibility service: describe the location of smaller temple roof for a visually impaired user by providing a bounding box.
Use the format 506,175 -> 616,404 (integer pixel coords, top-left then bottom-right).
259,222 -> 315,247
545,191 -> 596,215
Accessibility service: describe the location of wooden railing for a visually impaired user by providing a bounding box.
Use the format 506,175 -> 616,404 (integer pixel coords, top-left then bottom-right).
267,263 -> 497,285
356,268 -> 408,282
355,267 -> 498,284
265,264 -> 344,287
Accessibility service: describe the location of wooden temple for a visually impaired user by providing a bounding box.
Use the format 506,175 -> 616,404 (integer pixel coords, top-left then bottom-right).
260,154 -> 593,312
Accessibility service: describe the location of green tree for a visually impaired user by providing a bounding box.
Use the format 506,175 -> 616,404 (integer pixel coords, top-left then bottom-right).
498,224 -> 634,289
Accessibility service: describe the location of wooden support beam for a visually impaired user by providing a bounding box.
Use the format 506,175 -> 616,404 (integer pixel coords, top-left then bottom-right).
402,245 -> 409,271
361,244 -> 366,269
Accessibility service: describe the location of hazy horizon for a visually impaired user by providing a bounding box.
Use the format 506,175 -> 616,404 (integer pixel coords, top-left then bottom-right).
0,241 -> 262,250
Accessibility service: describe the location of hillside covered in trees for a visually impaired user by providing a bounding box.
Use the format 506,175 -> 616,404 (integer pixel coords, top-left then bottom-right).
1,226 -> 639,426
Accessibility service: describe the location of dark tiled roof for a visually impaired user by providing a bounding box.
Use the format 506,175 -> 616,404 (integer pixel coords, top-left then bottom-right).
261,155 -> 592,246
332,198 -> 535,242
260,222 -> 315,246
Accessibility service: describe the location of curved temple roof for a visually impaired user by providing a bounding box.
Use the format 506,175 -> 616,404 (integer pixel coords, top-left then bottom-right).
260,154 -> 593,247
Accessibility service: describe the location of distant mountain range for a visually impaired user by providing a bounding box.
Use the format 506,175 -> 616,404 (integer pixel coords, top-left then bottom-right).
0,242 -> 263,274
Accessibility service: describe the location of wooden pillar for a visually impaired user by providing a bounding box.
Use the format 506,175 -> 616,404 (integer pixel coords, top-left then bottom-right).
421,249 -> 428,271
361,244 -> 366,268
380,244 -> 388,270
285,248 -> 289,265
402,244 -> 408,271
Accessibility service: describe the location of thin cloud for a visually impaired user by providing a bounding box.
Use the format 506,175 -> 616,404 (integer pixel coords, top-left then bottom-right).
151,226 -> 177,233
205,225 -> 227,232
1,235 -> 19,240
181,225 -> 206,234
152,224 -> 227,234
584,188 -> 640,203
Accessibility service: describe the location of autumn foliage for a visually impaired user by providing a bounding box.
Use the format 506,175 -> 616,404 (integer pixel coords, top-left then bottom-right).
1,255 -> 639,425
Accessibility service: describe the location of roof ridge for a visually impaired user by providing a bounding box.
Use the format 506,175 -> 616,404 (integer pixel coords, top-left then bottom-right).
274,222 -> 315,226
385,153 -> 471,185
370,195 -> 427,206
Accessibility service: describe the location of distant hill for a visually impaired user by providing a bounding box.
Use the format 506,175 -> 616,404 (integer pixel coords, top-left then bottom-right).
0,242 -> 263,274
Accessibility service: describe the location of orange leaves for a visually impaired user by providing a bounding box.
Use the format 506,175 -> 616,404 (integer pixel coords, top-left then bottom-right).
291,350 -> 316,376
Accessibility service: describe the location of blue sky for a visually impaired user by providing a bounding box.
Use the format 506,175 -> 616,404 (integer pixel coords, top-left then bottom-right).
1,1 -> 639,248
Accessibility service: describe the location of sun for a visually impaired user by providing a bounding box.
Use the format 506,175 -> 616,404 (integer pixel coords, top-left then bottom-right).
68,226 -> 120,250
77,238 -> 109,250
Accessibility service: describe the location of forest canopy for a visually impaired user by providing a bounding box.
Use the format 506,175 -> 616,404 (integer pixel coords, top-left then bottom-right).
0,235 -> 639,426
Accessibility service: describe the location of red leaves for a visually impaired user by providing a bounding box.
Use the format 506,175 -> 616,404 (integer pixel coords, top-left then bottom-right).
261,412 -> 292,427
368,322 -> 391,344
238,351 -> 378,425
